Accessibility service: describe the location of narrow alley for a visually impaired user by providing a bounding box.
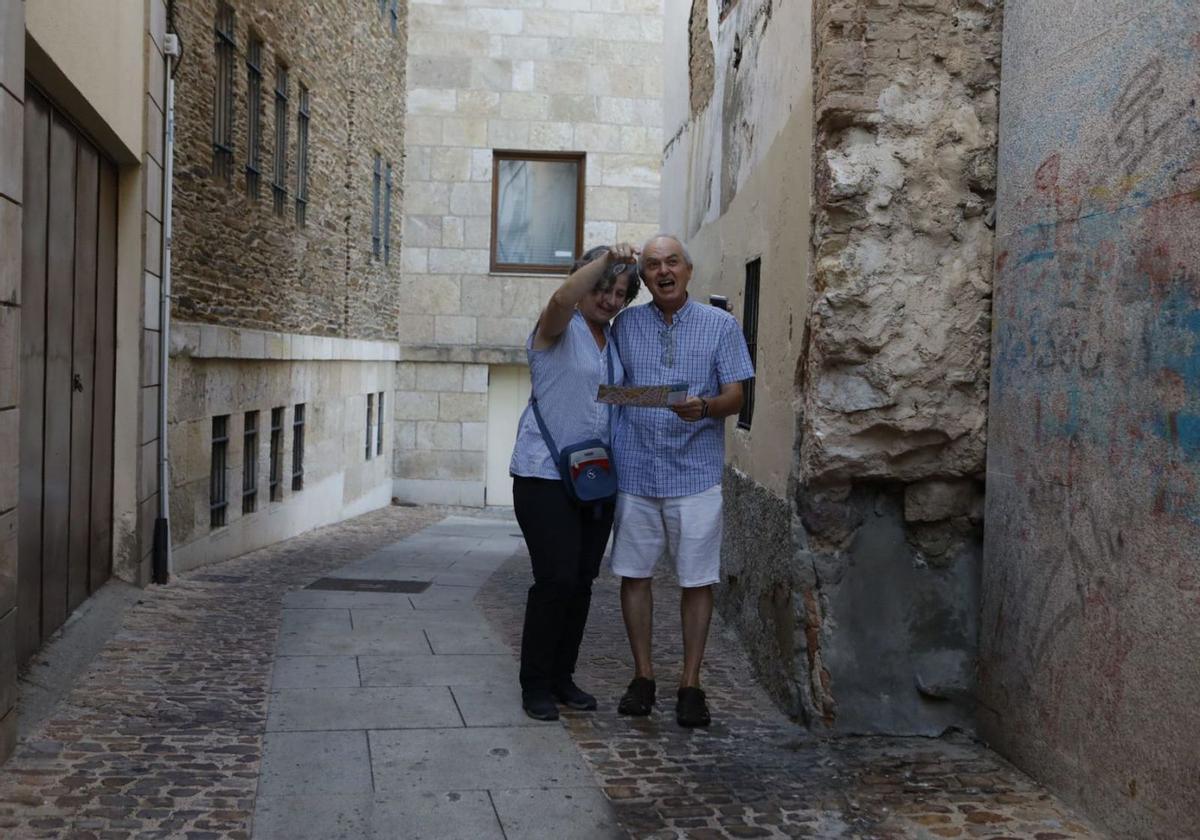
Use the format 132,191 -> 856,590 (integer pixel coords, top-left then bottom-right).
0,507 -> 1103,839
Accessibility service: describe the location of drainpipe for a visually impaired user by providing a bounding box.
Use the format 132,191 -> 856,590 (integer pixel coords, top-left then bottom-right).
153,19 -> 181,585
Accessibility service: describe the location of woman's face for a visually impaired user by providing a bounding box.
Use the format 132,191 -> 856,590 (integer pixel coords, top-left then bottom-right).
579,273 -> 631,325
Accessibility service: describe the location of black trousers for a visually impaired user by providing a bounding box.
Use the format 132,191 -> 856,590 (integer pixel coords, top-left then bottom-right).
512,476 -> 615,692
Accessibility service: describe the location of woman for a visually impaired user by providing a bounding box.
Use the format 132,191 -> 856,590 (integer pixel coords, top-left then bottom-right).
509,243 -> 641,721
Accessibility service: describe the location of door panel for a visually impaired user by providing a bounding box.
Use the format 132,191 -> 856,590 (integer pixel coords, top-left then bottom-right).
17,90 -> 50,663
18,85 -> 118,660
485,365 -> 531,507
68,140 -> 99,613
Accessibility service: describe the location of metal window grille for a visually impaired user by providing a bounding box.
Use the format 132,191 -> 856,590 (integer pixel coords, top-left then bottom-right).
212,4 -> 236,182
272,63 -> 290,216
246,37 -> 263,199
376,392 -> 384,456
383,162 -> 393,264
296,84 -> 310,225
211,415 -> 229,527
371,153 -> 382,260
366,393 -> 375,460
269,407 -> 284,501
292,403 -> 306,491
738,258 -> 761,430
242,411 -> 258,514
389,0 -> 399,34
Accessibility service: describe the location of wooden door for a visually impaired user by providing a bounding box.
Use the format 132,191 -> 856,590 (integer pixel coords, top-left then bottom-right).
18,86 -> 118,662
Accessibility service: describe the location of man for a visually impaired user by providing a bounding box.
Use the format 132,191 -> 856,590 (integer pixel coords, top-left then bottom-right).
609,234 -> 755,727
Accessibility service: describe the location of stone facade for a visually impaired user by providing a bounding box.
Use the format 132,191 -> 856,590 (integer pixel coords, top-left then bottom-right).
395,0 -> 665,506
982,1 -> 1200,835
168,0 -> 407,567
662,0 -> 1001,734
1,0 -> 162,762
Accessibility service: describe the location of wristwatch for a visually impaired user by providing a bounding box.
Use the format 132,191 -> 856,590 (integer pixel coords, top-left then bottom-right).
699,397 -> 709,419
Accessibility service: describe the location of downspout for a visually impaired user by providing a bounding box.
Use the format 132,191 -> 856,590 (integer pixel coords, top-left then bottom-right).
153,12 -> 181,585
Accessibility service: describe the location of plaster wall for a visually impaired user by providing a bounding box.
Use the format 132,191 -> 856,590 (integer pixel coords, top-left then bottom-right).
24,0 -> 145,162
982,1 -> 1200,835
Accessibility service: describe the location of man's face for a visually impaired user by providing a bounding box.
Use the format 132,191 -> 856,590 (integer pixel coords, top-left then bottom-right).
641,237 -> 692,312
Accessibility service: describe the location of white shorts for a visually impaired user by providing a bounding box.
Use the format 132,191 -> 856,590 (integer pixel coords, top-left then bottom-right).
609,486 -> 723,588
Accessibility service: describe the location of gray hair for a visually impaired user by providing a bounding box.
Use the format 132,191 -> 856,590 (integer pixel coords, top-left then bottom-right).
639,234 -> 693,271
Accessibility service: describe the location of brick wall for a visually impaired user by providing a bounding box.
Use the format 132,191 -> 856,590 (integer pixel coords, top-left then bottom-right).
171,0 -> 405,340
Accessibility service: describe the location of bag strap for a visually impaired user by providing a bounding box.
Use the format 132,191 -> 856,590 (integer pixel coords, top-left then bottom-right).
530,331 -> 616,464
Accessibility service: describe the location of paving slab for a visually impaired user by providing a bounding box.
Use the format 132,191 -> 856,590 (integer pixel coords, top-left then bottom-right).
279,608 -> 352,635
350,606 -> 493,629
491,787 -> 625,840
282,589 -> 417,609
259,731 -> 373,796
271,655 -> 362,689
370,727 -> 595,792
425,623 -> 512,654
267,686 -> 463,731
408,585 -> 481,610
358,653 -> 515,687
252,792 -> 504,840
275,626 -> 433,656
451,683 -> 545,727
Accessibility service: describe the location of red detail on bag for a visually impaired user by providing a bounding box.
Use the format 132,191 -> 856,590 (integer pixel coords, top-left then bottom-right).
570,458 -> 610,479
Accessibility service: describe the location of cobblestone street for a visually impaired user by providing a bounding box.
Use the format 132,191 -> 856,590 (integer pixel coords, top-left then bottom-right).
0,508 -> 1104,839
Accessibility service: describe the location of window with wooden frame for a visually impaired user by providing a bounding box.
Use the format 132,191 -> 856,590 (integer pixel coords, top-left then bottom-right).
242,411 -> 258,514
490,151 -> 585,274
211,415 -> 229,527
291,403 -> 306,491
269,407 -> 284,501
296,84 -> 310,225
212,3 -> 236,182
738,258 -> 761,430
272,62 -> 290,216
376,392 -> 385,457
245,36 -> 264,199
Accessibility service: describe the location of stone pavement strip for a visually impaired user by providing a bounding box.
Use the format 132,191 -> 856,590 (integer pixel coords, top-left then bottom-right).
0,506 -> 1108,839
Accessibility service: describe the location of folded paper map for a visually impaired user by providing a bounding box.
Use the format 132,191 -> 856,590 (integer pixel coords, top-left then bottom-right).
596,383 -> 689,407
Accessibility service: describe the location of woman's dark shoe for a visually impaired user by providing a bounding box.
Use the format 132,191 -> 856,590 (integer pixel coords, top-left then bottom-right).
617,676 -> 656,716
552,679 -> 598,711
522,689 -> 560,721
675,686 -> 711,728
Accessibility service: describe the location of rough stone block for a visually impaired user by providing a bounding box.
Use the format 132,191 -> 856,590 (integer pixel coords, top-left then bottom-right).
467,8 -> 524,35
461,422 -> 487,451
408,88 -> 458,115
587,187 -> 631,221
410,56 -> 472,89
469,149 -> 493,182
529,121 -> 573,149
405,182 -> 451,215
584,221 -> 618,247
406,115 -> 443,145
0,90 -> 22,202
416,363 -> 464,392
904,479 -> 979,523
402,274 -> 460,315
404,215 -> 443,248
397,315 -> 436,344
431,148 -> 472,182
599,153 -> 660,188
0,197 -> 20,304
464,217 -> 492,249
462,365 -> 489,394
0,408 -> 16,512
401,246 -> 428,274
533,61 -> 588,94
416,421 -> 462,451
0,305 -> 16,408
476,317 -> 533,348
441,216 -> 466,248
435,316 -> 477,345
395,363 -> 417,391
499,92 -> 550,121
0,508 -> 15,613
429,247 -> 488,274
439,393 -> 487,423
394,391 -> 439,421
394,420 -> 417,450
628,188 -> 660,223
549,94 -> 597,122
441,117 -> 487,147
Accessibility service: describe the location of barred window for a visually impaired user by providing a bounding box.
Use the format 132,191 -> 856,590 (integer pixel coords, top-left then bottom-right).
273,62 -> 290,216
211,415 -> 229,528
243,411 -> 259,514
296,84 -> 310,226
738,258 -> 761,430
366,393 -> 375,460
269,407 -> 284,501
389,0 -> 399,34
292,403 -> 306,491
212,3 -> 236,182
383,162 -> 393,264
246,37 -> 263,199
372,153 -> 382,260
376,392 -> 385,456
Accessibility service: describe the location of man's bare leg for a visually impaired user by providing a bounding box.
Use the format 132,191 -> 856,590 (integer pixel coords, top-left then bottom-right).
620,576 -> 654,679
679,584 -> 714,688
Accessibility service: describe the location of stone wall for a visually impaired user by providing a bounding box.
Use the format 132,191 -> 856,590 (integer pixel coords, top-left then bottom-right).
982,1 -> 1200,834
395,0 -> 664,505
171,0 -> 405,340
